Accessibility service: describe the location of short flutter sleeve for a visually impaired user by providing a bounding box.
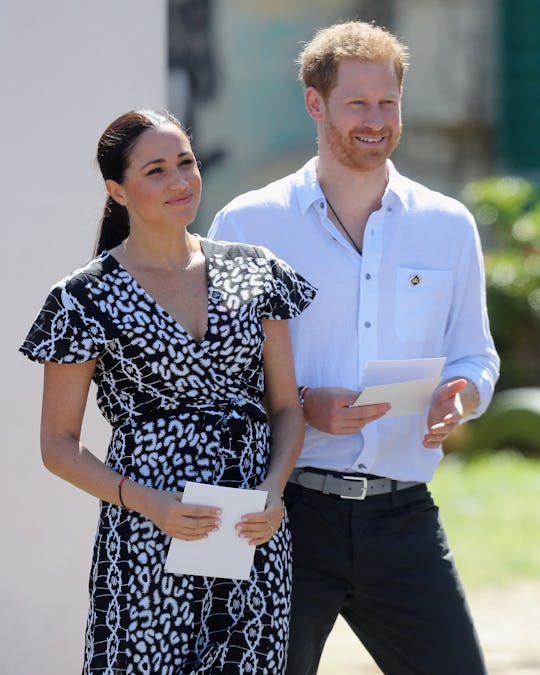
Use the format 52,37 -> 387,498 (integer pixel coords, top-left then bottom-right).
259,247 -> 317,320
20,274 -> 108,364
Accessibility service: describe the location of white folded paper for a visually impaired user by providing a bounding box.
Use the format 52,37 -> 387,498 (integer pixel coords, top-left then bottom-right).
351,357 -> 446,416
165,481 -> 268,580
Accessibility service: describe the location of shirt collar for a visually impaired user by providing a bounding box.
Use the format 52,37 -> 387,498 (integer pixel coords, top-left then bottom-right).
295,157 -> 325,215
384,160 -> 409,209
295,156 -> 409,214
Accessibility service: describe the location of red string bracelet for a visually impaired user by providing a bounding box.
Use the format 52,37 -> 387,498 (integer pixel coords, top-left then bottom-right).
118,475 -> 130,510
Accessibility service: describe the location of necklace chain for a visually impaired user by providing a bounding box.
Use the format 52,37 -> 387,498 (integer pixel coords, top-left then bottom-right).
325,197 -> 362,256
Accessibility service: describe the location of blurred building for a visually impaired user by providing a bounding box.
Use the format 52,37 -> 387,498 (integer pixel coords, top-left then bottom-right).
167,0 -> 540,232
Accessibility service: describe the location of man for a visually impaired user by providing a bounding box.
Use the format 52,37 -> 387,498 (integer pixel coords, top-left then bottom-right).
209,21 -> 499,675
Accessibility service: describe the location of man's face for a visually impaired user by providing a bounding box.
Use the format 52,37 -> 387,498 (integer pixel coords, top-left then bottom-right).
320,58 -> 402,172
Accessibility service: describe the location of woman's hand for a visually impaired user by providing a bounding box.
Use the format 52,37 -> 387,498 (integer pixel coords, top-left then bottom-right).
235,480 -> 284,546
136,485 -> 222,540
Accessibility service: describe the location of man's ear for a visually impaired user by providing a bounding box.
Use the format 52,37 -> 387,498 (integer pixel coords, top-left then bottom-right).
305,87 -> 325,121
105,179 -> 127,206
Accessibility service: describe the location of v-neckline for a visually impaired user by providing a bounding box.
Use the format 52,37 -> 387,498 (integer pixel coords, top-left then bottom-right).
104,237 -> 212,346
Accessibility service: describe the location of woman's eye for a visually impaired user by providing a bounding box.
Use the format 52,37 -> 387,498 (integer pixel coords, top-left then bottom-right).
147,167 -> 163,175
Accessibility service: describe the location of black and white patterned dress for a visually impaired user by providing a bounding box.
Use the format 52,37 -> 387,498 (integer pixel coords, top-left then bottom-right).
20,238 -> 316,675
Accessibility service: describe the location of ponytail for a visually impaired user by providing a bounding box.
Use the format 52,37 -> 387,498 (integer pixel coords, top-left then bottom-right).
94,110 -> 188,256
94,196 -> 130,256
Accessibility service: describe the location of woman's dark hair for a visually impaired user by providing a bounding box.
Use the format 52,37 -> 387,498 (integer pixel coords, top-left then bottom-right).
94,109 -> 188,255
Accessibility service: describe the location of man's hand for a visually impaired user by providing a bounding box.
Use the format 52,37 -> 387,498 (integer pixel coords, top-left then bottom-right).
303,386 -> 390,435
423,379 -> 468,448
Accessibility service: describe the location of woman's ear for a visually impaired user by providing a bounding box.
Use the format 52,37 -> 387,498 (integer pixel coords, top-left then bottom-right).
305,86 -> 325,121
105,179 -> 127,206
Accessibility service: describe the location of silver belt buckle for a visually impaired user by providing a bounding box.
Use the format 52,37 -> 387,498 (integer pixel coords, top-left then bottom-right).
340,475 -> 368,500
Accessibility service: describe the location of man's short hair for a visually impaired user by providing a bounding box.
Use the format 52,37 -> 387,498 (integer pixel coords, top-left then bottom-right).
297,21 -> 409,99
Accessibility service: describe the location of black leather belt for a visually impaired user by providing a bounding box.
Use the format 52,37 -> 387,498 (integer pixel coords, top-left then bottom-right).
289,467 -> 422,500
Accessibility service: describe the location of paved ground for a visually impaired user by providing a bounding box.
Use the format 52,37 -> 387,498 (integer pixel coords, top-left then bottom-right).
319,582 -> 540,674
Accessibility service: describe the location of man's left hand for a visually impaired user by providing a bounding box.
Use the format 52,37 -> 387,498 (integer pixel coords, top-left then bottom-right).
423,378 -> 468,448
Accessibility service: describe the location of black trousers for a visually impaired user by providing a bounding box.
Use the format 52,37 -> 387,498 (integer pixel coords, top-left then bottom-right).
283,481 -> 487,675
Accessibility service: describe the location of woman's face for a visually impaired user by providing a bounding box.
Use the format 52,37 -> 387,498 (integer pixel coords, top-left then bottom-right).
108,122 -> 202,232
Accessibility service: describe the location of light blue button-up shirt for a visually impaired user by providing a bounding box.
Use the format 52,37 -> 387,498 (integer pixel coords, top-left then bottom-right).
208,158 -> 500,482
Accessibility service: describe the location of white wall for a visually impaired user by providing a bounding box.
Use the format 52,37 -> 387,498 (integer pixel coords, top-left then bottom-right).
0,2 -> 167,673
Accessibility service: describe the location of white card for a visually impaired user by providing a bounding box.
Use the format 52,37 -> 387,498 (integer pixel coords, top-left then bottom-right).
165,481 -> 268,580
351,357 -> 446,416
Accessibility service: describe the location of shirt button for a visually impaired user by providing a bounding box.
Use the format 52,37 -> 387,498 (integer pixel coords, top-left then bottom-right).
365,273 -> 371,280
358,463 -> 367,470
364,321 -> 371,328
320,201 -> 324,208
386,206 -> 392,212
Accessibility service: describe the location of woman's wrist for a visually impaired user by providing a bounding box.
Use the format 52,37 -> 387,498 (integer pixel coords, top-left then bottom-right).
118,475 -> 131,510
116,478 -> 157,517
259,475 -> 285,499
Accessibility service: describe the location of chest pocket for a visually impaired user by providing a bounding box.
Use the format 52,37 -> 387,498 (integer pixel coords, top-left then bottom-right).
394,266 -> 452,340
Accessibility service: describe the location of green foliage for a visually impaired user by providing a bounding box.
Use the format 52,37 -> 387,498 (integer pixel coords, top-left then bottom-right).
446,386 -> 540,460
461,388 -> 540,457
461,176 -> 540,390
454,176 -> 540,459
430,453 -> 540,588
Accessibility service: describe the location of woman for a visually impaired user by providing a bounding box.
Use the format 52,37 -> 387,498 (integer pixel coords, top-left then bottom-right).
20,109 -> 316,674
